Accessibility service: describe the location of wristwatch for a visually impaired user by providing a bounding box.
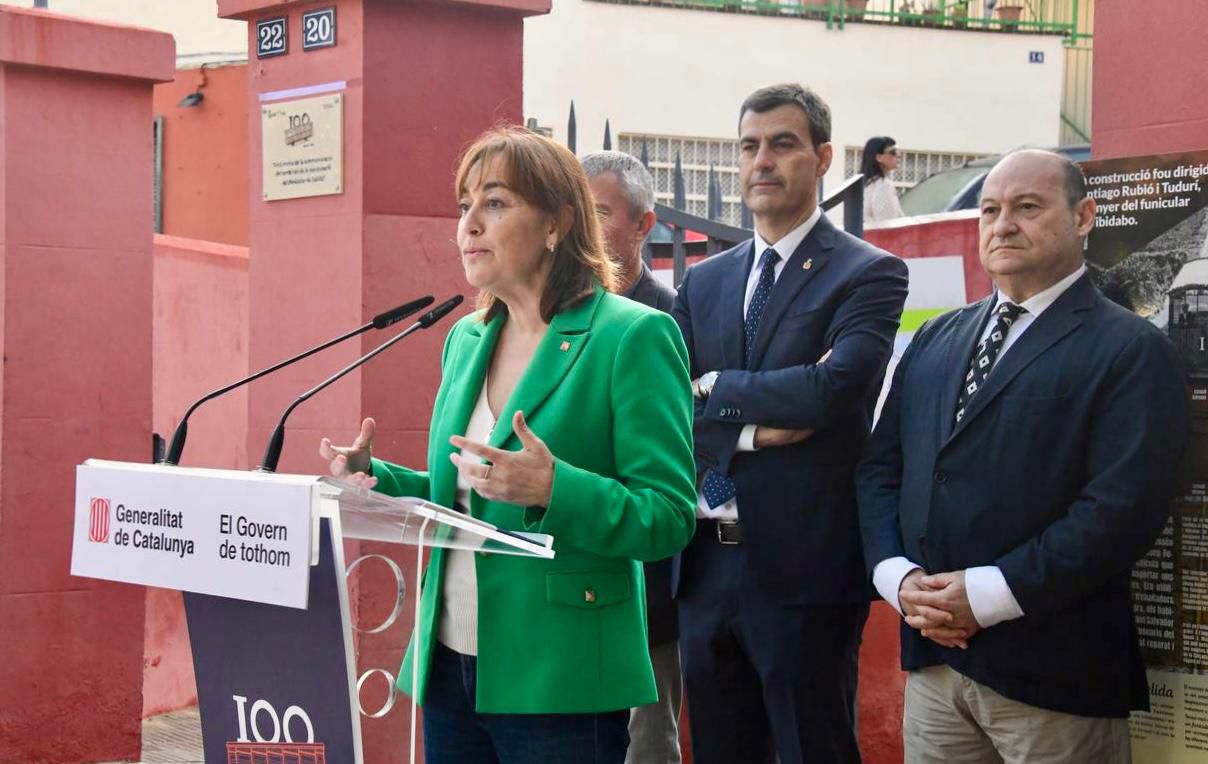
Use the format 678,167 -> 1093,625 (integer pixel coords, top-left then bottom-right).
696,371 -> 720,401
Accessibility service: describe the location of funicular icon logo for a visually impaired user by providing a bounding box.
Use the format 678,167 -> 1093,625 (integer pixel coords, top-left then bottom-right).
226,742 -> 326,763
89,498 -> 111,543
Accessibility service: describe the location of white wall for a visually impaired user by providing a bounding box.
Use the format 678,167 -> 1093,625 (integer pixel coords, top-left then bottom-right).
523,0 -> 1066,190
6,0 -> 247,65
7,0 -> 1066,190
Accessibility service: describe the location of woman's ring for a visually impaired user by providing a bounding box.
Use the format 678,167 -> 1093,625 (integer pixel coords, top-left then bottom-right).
482,463 -> 493,480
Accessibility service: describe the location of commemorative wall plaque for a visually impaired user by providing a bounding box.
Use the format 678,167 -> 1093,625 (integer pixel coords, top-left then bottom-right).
261,92 -> 344,202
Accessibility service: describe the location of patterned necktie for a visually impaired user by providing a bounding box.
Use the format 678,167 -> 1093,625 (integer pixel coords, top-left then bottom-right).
702,247 -> 781,509
954,301 -> 1026,424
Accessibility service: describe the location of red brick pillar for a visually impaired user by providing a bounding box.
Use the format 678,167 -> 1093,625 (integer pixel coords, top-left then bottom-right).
1092,0 -> 1208,158
215,1 -> 548,760
0,7 -> 173,763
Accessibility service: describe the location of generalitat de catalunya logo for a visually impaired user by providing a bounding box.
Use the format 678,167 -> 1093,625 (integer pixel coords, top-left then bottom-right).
89,497 -> 111,544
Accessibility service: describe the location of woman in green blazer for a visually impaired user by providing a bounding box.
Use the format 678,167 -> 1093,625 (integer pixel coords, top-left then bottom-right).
320,126 -> 696,762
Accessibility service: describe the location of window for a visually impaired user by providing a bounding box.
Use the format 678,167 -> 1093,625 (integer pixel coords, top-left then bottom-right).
618,133 -> 745,226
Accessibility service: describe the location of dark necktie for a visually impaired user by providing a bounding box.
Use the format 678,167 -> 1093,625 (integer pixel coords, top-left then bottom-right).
702,247 -> 781,509
955,301 -> 1026,424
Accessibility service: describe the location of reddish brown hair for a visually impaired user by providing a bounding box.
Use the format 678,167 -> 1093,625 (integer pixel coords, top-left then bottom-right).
455,125 -> 617,323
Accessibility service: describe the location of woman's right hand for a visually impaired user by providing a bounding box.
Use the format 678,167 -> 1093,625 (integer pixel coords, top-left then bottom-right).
319,417 -> 378,489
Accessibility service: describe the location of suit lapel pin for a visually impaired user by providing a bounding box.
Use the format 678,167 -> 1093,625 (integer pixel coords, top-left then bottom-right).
803,258 -> 814,271
559,340 -> 570,352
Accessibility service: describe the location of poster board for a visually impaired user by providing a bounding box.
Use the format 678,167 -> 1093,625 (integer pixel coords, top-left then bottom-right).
262,92 -> 344,202
1082,149 -> 1208,761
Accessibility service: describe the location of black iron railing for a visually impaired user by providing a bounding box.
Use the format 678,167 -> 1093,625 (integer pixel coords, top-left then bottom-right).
649,173 -> 865,286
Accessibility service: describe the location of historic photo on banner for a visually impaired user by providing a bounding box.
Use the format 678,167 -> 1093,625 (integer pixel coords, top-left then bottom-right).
262,92 -> 344,201
1082,149 -> 1208,762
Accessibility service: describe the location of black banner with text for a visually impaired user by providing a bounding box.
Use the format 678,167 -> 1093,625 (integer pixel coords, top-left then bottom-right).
1083,148 -> 1208,761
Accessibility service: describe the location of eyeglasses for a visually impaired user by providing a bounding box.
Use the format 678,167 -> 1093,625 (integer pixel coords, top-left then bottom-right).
884,148 -> 900,156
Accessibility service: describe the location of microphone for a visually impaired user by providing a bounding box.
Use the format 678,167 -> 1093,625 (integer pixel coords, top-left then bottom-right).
160,295 -> 434,466
257,295 -> 465,473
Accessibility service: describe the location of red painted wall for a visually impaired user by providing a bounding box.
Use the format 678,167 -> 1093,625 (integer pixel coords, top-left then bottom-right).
868,212 -> 990,301
1092,1 -> 1208,161
856,605 -> 909,764
152,66 -> 250,247
0,7 -> 173,762
151,234 -> 251,473
144,234 -> 250,718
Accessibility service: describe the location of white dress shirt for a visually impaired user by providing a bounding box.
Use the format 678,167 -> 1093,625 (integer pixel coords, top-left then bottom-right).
696,207 -> 822,520
872,264 -> 1088,628
438,379 -> 496,655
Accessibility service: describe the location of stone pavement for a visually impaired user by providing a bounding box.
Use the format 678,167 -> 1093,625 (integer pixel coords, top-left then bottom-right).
99,708 -> 204,764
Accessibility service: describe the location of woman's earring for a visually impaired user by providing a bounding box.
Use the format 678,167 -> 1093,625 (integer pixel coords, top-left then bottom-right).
546,242 -> 556,256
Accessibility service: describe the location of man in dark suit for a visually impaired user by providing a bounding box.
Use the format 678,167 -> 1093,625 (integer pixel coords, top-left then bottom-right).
672,83 -> 909,764
583,150 -> 682,763
858,149 -> 1188,762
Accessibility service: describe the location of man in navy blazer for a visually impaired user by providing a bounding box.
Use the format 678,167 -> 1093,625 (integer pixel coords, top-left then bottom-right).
858,150 -> 1188,762
672,83 -> 908,763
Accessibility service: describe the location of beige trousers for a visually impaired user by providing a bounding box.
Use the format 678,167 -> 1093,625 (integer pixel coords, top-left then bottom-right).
903,665 -> 1132,764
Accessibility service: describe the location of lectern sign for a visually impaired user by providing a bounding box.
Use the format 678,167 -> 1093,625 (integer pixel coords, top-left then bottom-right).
261,92 -> 344,201
69,459 -> 555,763
71,461 -> 315,608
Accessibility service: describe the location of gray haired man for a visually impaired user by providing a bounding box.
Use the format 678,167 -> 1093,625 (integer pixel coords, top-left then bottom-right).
583,150 -> 681,762
583,151 -> 676,312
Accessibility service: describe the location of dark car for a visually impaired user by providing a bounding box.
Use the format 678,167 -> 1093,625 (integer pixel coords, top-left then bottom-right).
898,145 -> 1091,217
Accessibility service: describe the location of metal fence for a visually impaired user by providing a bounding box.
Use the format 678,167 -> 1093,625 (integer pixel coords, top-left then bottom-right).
559,109 -> 868,285
587,0 -> 1085,37
646,157 -> 866,286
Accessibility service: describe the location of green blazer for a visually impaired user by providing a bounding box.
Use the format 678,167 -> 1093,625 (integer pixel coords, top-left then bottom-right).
370,287 -> 697,714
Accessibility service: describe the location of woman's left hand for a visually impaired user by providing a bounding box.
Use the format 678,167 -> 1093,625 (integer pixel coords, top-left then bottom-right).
449,410 -> 555,507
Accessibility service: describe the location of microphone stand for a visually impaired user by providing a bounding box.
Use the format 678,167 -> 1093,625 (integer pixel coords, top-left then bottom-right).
160,296 -> 434,466
257,295 -> 464,473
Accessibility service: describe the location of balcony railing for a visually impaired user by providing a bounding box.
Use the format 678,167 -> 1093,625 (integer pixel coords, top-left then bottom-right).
589,0 -> 1086,39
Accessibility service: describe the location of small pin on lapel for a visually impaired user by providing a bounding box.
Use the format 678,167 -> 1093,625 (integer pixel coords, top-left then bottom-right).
803,258 -> 814,271
559,341 -> 570,352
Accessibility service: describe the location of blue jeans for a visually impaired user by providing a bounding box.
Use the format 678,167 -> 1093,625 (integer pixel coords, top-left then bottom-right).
422,642 -> 630,764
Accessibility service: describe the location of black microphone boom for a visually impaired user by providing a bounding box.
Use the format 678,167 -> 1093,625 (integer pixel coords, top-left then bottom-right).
373,299 -> 428,329
257,294 -> 465,473
160,295 -> 434,466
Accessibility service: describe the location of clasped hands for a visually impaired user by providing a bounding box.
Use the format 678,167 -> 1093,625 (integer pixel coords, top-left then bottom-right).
898,569 -> 982,650
319,411 -> 555,507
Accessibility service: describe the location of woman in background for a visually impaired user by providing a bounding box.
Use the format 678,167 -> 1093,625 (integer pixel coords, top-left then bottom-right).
861,135 -> 905,223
